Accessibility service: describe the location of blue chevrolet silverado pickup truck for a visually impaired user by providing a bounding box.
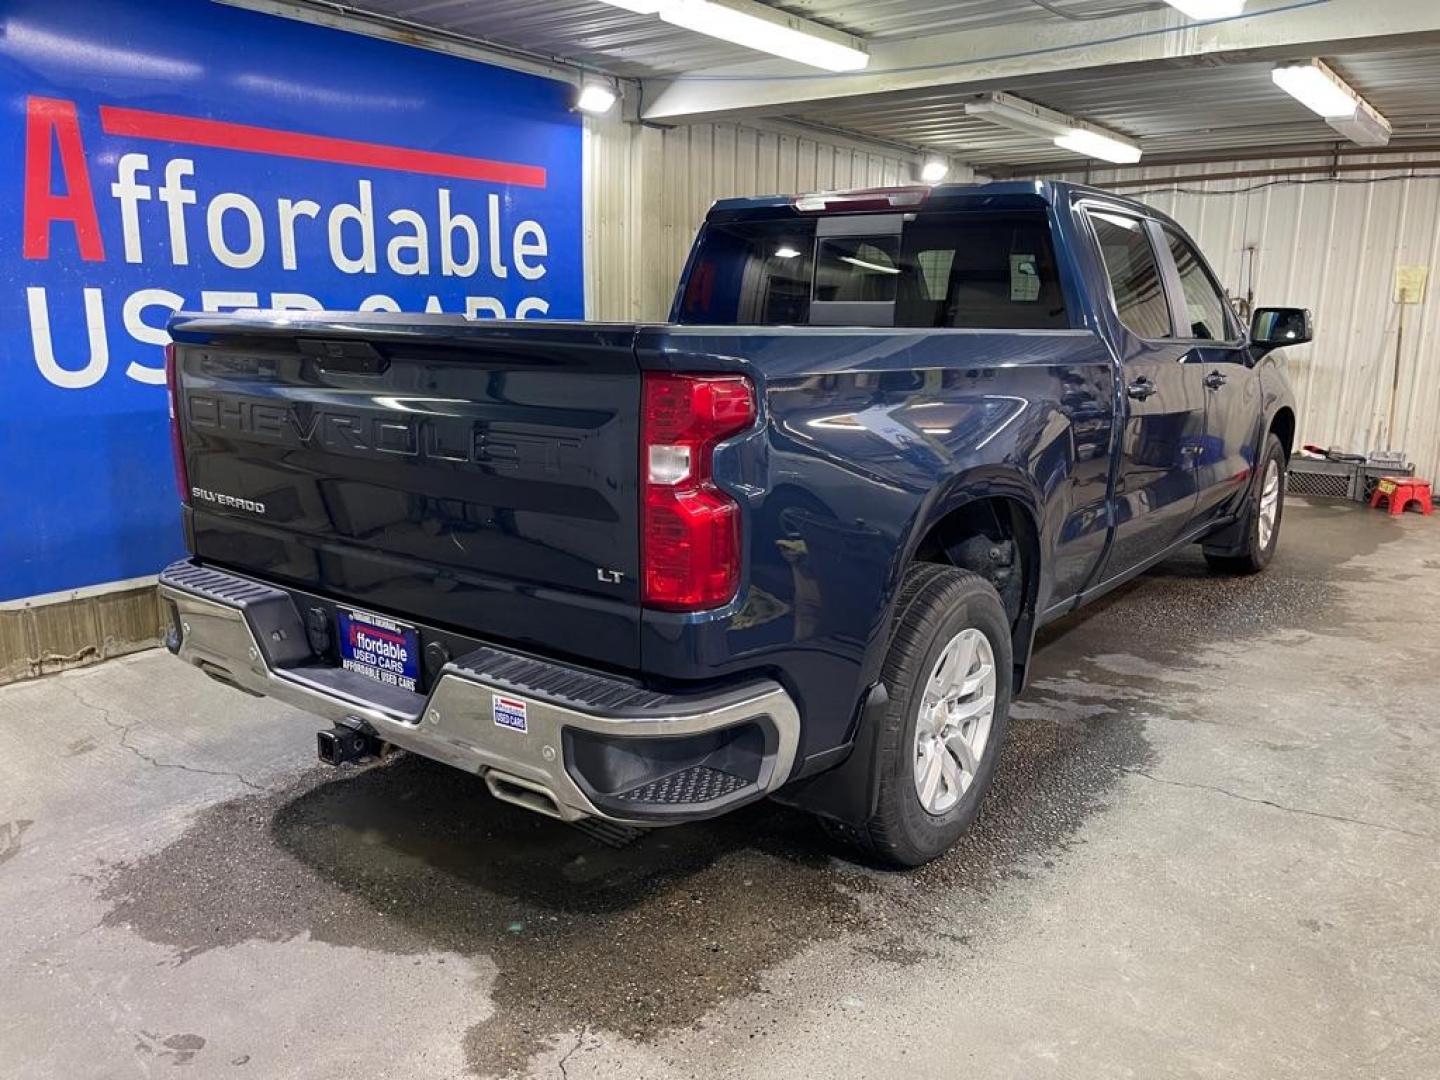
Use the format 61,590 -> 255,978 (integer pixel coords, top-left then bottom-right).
158,180 -> 1310,866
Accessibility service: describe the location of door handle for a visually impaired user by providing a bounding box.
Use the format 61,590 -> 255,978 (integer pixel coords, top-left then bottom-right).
1126,377 -> 1157,401
1204,370 -> 1228,390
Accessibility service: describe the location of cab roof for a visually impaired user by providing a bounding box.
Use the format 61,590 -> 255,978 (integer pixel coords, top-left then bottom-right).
706,179 -> 1167,227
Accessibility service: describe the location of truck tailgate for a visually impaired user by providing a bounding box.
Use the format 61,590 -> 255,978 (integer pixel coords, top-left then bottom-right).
169,314 -> 643,671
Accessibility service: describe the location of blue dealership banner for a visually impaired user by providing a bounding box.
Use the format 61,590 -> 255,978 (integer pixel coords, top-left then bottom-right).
0,0 -> 584,600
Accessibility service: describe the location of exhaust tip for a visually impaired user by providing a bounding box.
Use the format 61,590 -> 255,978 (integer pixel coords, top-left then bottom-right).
485,771 -> 567,820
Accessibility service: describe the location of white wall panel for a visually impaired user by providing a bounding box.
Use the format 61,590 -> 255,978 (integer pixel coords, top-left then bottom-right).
1065,157 -> 1440,485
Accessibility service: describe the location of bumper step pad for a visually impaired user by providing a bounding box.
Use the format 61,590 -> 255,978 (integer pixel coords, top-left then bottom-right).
613,765 -> 749,805
160,560 -> 288,607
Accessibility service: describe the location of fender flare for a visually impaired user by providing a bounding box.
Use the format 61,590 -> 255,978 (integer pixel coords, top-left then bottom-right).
865,466 -> 1048,692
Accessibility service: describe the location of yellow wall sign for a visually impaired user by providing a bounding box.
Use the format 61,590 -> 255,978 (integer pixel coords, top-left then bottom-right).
1395,264 -> 1428,304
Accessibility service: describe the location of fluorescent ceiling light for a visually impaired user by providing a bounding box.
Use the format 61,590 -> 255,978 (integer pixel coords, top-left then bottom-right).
1054,128 -> 1142,165
659,0 -> 869,72
773,245 -> 801,259
965,93 -> 1070,139
1272,59 -> 1391,146
1328,106 -> 1391,147
967,92 -> 1142,165
1272,60 -> 1358,118
1163,0 -> 1246,18
576,82 -> 618,114
920,157 -> 949,184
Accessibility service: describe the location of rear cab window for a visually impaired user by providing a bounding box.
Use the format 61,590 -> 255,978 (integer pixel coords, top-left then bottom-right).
677,209 -> 1070,330
678,218 -> 815,325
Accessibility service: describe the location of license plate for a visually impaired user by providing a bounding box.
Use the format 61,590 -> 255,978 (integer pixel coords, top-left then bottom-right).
336,607 -> 420,693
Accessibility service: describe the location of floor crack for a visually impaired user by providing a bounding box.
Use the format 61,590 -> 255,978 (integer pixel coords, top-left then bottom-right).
556,1030 -> 585,1080
1122,768 -> 1430,840
60,681 -> 266,793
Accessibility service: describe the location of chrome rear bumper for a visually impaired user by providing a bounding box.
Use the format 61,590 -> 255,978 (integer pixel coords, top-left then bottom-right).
158,561 -> 799,826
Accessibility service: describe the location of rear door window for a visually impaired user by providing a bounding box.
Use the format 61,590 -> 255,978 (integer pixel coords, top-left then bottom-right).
1087,211 -> 1173,340
676,210 -> 1068,329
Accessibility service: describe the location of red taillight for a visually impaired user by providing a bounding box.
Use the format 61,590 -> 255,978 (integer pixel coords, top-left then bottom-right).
164,342 -> 190,506
641,373 -> 756,611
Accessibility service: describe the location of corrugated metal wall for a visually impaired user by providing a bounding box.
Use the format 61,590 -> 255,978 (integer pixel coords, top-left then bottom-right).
1058,155 -> 1440,485
583,112 -> 919,322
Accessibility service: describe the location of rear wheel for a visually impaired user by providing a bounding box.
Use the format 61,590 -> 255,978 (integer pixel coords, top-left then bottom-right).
831,563 -> 1012,868
1205,433 -> 1286,574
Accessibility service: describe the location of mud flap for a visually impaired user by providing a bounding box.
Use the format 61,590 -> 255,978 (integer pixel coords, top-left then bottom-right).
1201,472 -> 1261,556
770,682 -> 890,828
1199,512 -> 1249,556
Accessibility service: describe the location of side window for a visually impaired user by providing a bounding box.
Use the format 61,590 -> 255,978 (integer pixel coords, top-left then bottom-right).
1163,228 -> 1234,342
1088,211 -> 1172,340
915,249 -> 955,300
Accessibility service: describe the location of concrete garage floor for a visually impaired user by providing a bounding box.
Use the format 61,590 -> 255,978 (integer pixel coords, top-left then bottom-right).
1,500 -> 1436,1080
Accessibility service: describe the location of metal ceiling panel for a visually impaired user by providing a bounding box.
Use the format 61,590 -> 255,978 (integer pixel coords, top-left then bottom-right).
783,47 -> 1440,166
258,2 -> 1440,166
315,0 -> 1122,78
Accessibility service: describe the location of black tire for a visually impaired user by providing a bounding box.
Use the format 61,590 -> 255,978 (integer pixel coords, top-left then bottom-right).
832,563 -> 1013,868
1204,433 -> 1286,574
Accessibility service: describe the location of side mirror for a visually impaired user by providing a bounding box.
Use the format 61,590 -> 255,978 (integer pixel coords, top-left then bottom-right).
1250,307 -> 1313,354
